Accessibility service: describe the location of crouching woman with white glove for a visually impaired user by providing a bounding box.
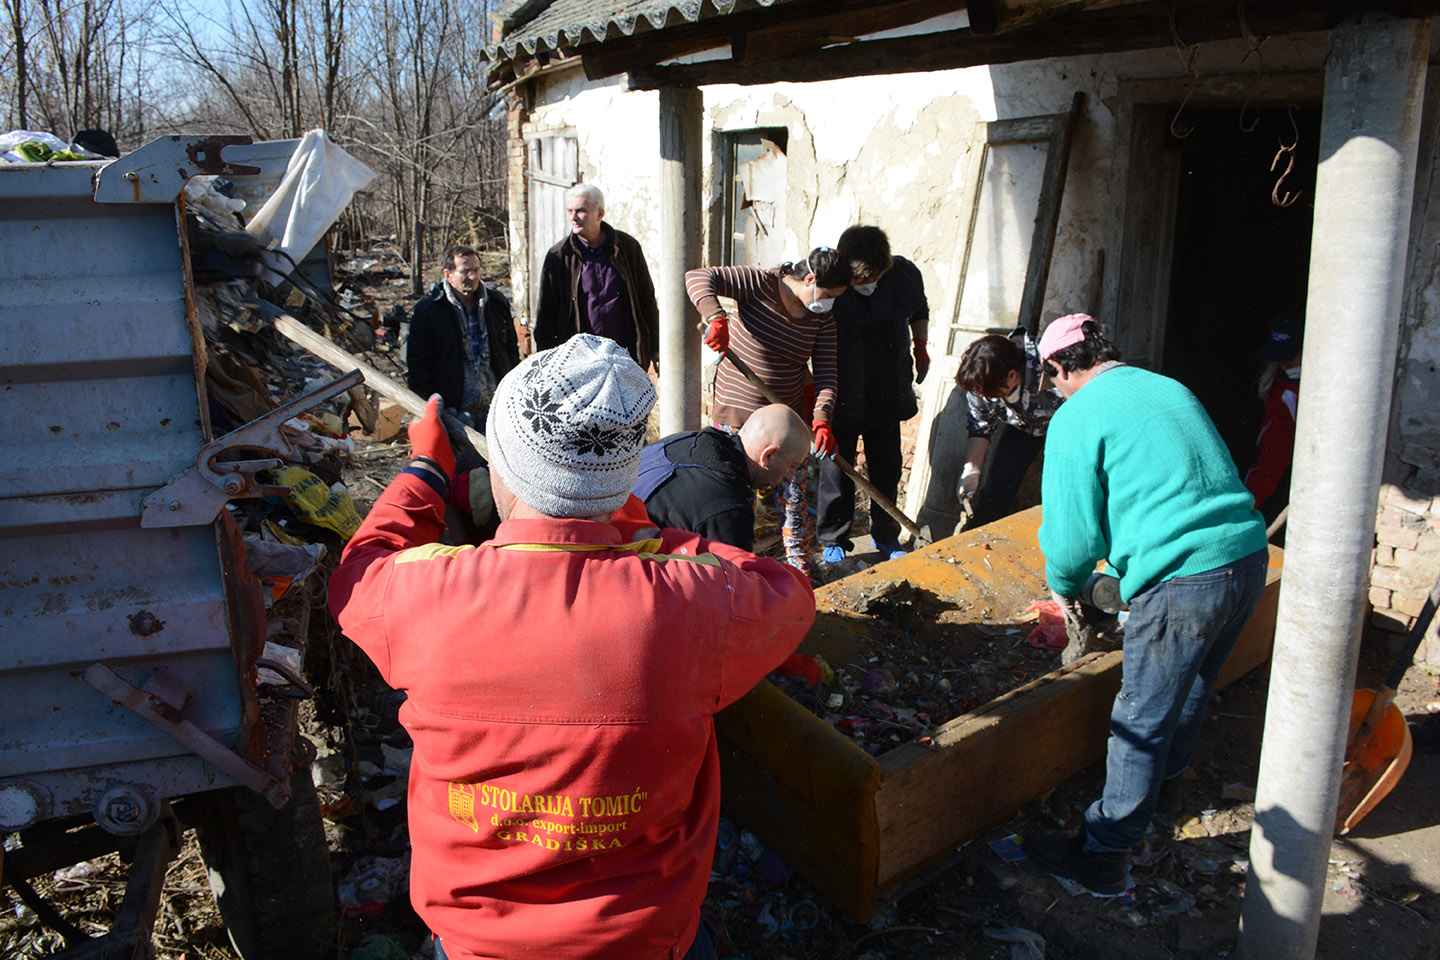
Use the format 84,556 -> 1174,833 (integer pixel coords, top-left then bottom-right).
954,326 -> 1063,530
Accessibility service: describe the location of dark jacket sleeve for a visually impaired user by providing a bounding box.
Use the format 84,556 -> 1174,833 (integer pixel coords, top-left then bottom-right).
487,287 -> 519,375
533,246 -> 568,351
630,243 -> 660,367
406,301 -> 441,400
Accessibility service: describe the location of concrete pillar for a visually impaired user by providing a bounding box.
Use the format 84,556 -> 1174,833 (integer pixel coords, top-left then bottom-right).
1238,15 -> 1429,960
657,86 -> 704,434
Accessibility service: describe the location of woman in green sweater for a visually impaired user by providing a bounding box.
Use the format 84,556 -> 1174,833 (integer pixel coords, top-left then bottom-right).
1025,313 -> 1269,896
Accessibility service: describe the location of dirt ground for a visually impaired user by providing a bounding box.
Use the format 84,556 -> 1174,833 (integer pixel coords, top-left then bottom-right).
6,250 -> 1438,960
8,460 -> 1436,959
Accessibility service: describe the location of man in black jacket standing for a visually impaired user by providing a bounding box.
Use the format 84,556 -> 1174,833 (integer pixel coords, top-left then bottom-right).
533,183 -> 660,372
818,225 -> 929,565
406,245 -> 520,427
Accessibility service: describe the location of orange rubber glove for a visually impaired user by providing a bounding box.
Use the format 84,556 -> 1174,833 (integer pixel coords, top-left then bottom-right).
811,419 -> 836,459
704,315 -> 729,353
408,394 -> 456,480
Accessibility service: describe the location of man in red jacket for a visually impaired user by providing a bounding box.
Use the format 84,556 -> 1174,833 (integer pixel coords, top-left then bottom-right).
329,334 -> 815,960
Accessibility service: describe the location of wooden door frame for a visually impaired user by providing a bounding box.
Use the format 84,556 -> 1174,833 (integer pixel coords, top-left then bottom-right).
1099,72 -> 1323,368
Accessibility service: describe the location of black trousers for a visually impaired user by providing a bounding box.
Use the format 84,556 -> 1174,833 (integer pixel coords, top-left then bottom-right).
964,423 -> 1045,530
817,420 -> 903,550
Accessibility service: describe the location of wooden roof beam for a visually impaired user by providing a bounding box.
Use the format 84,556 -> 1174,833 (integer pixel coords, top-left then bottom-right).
578,0 -> 965,81
967,0 -> 1146,35
624,0 -> 1369,89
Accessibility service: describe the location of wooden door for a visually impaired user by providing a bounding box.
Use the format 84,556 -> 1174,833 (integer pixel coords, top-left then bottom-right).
527,135 -> 579,321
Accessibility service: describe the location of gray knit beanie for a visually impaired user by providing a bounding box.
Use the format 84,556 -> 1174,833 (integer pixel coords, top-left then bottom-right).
486,334 -> 656,518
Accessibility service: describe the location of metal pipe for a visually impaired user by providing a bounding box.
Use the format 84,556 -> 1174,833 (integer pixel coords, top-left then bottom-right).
657,86 -> 704,435
1238,15 -> 1429,959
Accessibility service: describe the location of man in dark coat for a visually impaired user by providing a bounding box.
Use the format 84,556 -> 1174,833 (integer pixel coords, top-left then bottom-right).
406,245 -> 519,427
817,225 -> 929,564
635,404 -> 810,551
533,183 -> 660,372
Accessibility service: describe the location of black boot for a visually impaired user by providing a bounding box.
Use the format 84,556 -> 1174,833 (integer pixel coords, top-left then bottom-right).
1024,831 -> 1128,896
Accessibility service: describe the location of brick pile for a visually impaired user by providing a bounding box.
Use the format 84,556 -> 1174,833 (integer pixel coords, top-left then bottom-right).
1369,485 -> 1440,666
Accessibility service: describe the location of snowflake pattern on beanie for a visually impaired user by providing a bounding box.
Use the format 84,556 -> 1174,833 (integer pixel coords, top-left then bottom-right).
487,334 -> 657,518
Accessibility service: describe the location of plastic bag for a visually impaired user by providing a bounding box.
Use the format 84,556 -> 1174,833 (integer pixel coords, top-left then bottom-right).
246,129 -> 375,281
1023,600 -> 1069,650
270,465 -> 361,539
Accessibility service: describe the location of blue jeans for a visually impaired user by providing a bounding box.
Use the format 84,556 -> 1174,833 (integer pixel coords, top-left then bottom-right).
1083,548 -> 1268,853
433,919 -> 717,960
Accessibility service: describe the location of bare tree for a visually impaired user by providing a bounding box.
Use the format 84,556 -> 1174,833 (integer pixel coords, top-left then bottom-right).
7,0 -> 509,275
7,0 -> 29,129
2,0 -> 151,142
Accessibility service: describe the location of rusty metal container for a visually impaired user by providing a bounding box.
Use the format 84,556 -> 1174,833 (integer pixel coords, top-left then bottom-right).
715,507 -> 1283,921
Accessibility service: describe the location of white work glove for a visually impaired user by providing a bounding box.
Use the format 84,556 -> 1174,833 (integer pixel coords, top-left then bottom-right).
956,464 -> 981,501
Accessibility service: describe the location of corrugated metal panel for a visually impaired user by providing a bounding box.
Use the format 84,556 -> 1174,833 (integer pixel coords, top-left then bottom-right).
0,146 -> 294,825
484,0 -> 793,65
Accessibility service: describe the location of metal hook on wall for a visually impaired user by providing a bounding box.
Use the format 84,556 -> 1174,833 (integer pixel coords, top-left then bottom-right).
1270,104 -> 1302,207
1270,146 -> 1300,207
1170,84 -> 1196,140
1238,100 -> 1259,134
1281,104 -> 1300,151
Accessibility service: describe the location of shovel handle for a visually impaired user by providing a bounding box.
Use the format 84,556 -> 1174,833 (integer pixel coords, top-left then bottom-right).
1348,573 -> 1440,755
720,351 -> 929,546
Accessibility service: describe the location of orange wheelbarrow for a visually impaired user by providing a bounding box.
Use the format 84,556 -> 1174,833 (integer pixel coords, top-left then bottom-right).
1335,575 -> 1440,834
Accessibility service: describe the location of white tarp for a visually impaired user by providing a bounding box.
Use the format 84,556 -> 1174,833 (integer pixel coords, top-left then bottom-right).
246,129 -> 375,279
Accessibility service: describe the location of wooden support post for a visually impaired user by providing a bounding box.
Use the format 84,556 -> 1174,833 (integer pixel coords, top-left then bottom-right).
658,86 -> 704,435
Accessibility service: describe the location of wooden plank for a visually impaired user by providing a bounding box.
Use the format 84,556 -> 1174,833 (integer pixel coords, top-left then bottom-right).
1016,92 -> 1085,337
871,545 -> 1285,894
716,681 -> 882,922
270,313 -> 489,460
874,652 -> 1121,886
739,0 -> 964,64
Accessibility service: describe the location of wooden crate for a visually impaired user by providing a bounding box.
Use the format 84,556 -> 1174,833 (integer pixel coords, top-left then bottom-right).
715,506 -> 1283,921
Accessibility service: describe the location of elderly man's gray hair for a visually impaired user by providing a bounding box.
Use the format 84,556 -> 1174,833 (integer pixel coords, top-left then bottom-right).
566,182 -> 604,209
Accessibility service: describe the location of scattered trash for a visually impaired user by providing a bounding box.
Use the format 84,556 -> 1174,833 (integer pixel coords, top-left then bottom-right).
1023,600 -> 1069,650
336,855 -> 410,921
381,743 -> 413,777
52,860 -> 107,883
983,925 -> 1046,960
989,834 -> 1028,863
269,465 -> 362,538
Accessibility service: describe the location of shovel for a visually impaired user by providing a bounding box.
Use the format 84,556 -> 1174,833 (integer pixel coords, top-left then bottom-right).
719,350 -> 933,548
1334,573 -> 1440,834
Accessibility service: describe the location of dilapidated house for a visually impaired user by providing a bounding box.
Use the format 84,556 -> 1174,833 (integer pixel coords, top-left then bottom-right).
484,0 -> 1438,653
483,6 -> 1439,945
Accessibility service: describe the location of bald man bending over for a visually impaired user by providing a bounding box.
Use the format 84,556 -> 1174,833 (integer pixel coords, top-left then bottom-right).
634,405 -> 811,551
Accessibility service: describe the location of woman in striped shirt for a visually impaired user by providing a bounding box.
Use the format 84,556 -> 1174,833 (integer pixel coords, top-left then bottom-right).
685,248 -> 853,575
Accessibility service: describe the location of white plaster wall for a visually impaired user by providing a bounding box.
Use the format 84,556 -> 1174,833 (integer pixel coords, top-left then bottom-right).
524,74 -> 663,256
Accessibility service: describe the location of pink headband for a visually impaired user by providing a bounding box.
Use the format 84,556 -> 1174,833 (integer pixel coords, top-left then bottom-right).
1038,313 -> 1094,362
